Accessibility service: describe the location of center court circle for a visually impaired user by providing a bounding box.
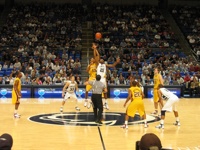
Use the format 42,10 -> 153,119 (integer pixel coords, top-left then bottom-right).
28,112 -> 160,126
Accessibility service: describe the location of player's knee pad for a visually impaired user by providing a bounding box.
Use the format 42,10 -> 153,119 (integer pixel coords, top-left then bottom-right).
161,110 -> 166,116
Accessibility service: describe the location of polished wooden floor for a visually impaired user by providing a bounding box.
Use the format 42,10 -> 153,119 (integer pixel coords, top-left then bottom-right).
0,97 -> 200,150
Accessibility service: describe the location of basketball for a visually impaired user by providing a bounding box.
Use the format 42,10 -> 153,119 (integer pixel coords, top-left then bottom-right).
95,32 -> 102,40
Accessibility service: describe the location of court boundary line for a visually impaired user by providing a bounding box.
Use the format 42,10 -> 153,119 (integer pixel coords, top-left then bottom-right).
97,125 -> 106,150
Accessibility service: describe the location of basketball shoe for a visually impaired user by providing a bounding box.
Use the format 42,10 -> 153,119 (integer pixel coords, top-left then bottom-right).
151,110 -> 158,115
14,113 -> 20,118
173,121 -> 180,126
155,124 -> 164,129
60,107 -> 63,113
144,123 -> 148,128
103,103 -> 109,110
84,101 -> 87,107
87,102 -> 92,109
75,107 -> 80,111
121,124 -> 128,129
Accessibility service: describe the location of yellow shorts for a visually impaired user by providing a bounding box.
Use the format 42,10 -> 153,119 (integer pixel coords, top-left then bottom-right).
86,84 -> 92,92
12,90 -> 20,104
153,89 -> 159,102
126,100 -> 145,117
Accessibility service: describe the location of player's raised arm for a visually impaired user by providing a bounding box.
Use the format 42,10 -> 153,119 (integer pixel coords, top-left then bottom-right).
123,89 -> 132,107
106,57 -> 120,68
92,43 -> 100,65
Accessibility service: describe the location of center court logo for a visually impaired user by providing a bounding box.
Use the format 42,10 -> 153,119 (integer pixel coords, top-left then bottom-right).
28,112 -> 160,126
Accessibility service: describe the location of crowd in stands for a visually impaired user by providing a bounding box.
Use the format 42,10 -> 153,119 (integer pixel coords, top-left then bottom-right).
92,5 -> 180,51
0,3 -> 83,85
171,6 -> 200,60
90,4 -> 200,96
0,3 -> 199,97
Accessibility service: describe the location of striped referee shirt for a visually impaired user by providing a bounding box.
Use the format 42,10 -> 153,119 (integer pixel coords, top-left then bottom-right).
88,80 -> 105,94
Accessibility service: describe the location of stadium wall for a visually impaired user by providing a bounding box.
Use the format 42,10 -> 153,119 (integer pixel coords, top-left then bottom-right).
0,85 -> 183,99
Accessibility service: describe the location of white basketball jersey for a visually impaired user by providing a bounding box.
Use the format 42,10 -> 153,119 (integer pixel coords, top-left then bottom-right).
140,84 -> 144,92
67,81 -> 76,93
160,88 -> 175,99
97,63 -> 106,79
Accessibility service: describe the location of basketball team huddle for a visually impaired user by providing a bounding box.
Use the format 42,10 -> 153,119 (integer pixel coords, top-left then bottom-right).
12,43 -> 181,129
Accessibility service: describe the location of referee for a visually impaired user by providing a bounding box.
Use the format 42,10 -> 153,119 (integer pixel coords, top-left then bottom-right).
85,75 -> 107,124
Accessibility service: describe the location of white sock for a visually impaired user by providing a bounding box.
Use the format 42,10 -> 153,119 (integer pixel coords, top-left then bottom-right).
125,121 -> 128,125
176,117 -> 179,122
75,100 -> 78,107
160,119 -> 164,125
104,99 -> 108,104
144,119 -> 147,124
14,110 -> 17,114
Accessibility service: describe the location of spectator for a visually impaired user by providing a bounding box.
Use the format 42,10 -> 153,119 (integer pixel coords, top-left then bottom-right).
141,72 -> 147,85
18,45 -> 24,53
171,76 -> 179,85
177,76 -> 184,85
9,73 -> 15,85
55,77 -> 62,85
53,61 -> 60,72
0,133 -> 13,150
74,59 -> 81,68
184,73 -> 191,89
4,76 -> 10,84
2,62 -> 9,69
190,73 -> 199,97
145,76 -> 153,85
197,49 -> 200,60
76,76 -> 82,85
43,74 -> 52,85
60,67 -> 66,75
73,65 -> 81,74
139,133 -> 162,150
62,51 -> 68,60
46,59 -> 54,70
122,63 -> 129,71
108,77 -> 116,85
22,73 -> 31,85
9,63 -> 13,69
0,77 -> 4,84
32,77 -> 42,85
134,71 -> 141,81
116,75 -> 126,85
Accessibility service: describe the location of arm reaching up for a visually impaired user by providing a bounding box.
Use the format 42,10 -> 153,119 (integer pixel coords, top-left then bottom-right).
106,57 -> 120,68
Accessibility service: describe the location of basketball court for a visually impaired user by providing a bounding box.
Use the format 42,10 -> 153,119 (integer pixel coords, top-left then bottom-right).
0,97 -> 200,150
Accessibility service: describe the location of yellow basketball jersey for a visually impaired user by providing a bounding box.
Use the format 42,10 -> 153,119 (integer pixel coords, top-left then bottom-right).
89,63 -> 97,80
13,78 -> 21,91
154,74 -> 161,89
12,77 -> 21,104
130,86 -> 142,101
